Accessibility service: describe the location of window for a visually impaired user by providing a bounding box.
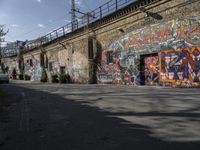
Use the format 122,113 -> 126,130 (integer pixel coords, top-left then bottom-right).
107,51 -> 113,64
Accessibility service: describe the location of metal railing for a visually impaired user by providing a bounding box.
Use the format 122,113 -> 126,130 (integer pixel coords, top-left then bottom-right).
24,0 -> 157,51
1,47 -> 17,57
24,0 -> 137,51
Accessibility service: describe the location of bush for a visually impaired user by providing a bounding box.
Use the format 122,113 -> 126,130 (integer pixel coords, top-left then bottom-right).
24,74 -> 31,80
41,68 -> 48,82
59,73 -> 67,83
51,74 -> 59,83
18,74 -> 24,80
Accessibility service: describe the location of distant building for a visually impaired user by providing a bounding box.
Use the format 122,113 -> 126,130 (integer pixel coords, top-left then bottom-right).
1,41 -> 25,57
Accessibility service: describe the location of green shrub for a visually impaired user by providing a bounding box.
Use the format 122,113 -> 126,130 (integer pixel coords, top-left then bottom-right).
59,73 -> 67,83
41,68 -> 48,82
24,74 -> 31,80
18,74 -> 24,80
51,74 -> 59,83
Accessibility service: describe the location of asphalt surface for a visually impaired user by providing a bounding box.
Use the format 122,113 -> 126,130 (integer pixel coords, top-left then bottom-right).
0,82 -> 200,150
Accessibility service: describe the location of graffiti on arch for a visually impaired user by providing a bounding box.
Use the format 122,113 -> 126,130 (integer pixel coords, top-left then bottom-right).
127,17 -> 200,53
142,55 -> 159,85
159,47 -> 200,87
97,16 -> 200,85
97,50 -> 140,85
24,57 -> 41,81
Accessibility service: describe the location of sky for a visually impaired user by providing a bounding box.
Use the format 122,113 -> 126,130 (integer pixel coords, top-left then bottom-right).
0,0 -> 107,43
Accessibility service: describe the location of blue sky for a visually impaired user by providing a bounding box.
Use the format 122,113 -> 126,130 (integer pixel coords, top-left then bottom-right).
0,0 -> 107,42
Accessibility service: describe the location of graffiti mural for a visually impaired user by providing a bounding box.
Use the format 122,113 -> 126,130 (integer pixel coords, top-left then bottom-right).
141,55 -> 159,85
97,50 -> 140,85
97,16 -> 200,86
127,17 -> 200,53
24,57 -> 42,81
97,51 -> 113,83
160,47 -> 200,87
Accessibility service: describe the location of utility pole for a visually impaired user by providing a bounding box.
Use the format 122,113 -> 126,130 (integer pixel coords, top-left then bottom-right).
71,0 -> 77,31
70,2 -> 96,83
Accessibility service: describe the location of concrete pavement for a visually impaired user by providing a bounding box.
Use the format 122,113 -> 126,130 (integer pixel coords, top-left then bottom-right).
0,83 -> 200,150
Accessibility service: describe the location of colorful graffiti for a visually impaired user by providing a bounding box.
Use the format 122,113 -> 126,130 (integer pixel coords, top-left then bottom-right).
97,50 -> 140,85
97,51 -> 113,83
127,17 -> 200,53
141,55 -> 159,85
24,57 -> 41,81
97,16 -> 200,86
160,47 -> 200,87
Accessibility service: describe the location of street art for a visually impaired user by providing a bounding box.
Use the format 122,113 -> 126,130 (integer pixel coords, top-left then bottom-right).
97,51 -> 113,83
97,50 -> 140,85
160,47 -> 200,87
97,16 -> 200,86
24,57 -> 41,81
142,55 -> 159,85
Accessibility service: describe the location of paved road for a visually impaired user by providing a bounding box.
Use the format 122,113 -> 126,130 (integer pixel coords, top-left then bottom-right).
0,83 -> 200,150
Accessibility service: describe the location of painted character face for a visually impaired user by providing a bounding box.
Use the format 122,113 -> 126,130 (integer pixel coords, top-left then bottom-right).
192,54 -> 200,61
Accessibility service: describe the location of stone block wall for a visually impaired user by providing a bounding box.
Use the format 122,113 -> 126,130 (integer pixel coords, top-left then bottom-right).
2,0 -> 199,87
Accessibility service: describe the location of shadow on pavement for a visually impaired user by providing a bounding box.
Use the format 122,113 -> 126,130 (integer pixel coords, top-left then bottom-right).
0,84 -> 200,150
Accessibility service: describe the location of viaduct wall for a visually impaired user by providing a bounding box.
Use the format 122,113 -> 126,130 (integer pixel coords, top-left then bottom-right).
2,0 -> 200,87
95,0 -> 200,87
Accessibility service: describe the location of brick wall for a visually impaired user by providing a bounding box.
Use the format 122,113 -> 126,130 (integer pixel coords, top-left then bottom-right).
3,0 -> 199,87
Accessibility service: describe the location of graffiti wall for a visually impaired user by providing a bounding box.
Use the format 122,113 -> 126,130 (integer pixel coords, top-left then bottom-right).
97,51 -> 113,83
24,57 -> 42,81
160,47 -> 200,87
141,54 -> 159,85
97,16 -> 200,86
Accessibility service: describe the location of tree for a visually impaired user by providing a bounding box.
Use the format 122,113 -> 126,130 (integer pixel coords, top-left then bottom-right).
0,25 -> 8,71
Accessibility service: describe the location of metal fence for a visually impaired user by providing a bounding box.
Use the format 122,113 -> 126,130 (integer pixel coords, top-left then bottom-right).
24,0 -> 158,51
24,0 -> 137,51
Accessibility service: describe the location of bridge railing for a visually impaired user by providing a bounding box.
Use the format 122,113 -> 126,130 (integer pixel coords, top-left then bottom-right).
24,0 -> 136,51
24,0 -> 157,51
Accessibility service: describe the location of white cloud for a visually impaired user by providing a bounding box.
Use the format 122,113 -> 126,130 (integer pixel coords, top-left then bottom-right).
37,0 -> 42,3
37,24 -> 45,28
11,24 -> 19,27
0,13 -> 8,17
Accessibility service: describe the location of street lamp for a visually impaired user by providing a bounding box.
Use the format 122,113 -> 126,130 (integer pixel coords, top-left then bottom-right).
140,7 -> 163,20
